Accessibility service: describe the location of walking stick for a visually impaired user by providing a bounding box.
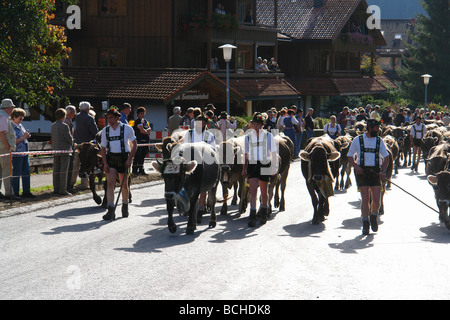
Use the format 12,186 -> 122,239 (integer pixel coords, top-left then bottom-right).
114,168 -> 128,211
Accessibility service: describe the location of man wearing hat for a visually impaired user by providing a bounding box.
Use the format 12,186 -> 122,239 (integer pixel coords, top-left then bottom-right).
73,101 -> 98,189
242,112 -> 278,227
183,114 -> 216,149
168,106 -> 182,135
410,115 -> 426,172
100,106 -> 137,221
0,99 -> 18,199
347,119 -> 390,235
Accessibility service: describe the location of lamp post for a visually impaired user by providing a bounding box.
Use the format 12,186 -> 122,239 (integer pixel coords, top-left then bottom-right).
219,44 -> 237,115
421,74 -> 432,114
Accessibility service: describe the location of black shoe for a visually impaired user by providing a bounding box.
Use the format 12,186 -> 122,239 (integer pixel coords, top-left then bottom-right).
122,203 -> 129,218
22,193 -> 36,198
370,214 -> 378,232
248,209 -> 257,227
103,207 -> 116,221
6,195 -> 21,201
362,220 -> 370,235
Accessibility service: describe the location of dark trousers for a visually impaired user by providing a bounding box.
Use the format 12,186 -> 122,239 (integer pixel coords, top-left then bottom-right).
133,146 -> 149,173
12,156 -> 31,195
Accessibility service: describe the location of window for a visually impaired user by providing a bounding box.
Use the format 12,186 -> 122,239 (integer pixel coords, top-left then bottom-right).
99,49 -> 119,67
99,0 -> 127,16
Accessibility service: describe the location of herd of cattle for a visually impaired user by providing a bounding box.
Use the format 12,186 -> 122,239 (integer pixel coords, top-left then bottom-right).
75,120 -> 450,234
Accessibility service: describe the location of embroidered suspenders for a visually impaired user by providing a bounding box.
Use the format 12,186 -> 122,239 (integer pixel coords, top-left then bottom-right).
359,135 -> 380,168
106,124 -> 125,154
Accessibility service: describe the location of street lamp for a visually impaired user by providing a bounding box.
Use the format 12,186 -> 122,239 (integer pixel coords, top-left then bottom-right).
421,74 -> 432,114
219,44 -> 237,115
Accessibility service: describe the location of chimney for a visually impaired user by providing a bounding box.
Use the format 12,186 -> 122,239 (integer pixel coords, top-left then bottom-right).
314,0 -> 324,8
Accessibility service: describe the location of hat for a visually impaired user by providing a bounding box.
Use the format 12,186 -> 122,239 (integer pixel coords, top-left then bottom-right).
106,105 -> 120,117
206,103 -> 216,110
251,112 -> 265,124
1,99 -> 15,109
219,111 -> 228,120
173,106 -> 181,113
187,107 -> 194,113
196,114 -> 207,122
367,118 -> 381,127
79,101 -> 92,111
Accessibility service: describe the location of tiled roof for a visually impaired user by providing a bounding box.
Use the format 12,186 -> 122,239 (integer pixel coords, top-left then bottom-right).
60,68 -> 243,102
289,76 -> 395,96
229,78 -> 301,100
257,0 -> 362,40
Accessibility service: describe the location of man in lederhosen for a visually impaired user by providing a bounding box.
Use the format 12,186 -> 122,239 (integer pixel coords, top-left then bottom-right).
100,106 -> 137,221
241,112 -> 278,227
347,119 -> 390,235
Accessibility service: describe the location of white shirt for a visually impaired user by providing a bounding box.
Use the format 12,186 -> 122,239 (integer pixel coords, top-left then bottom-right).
410,123 -> 427,139
323,123 -> 341,137
348,133 -> 389,167
244,129 -> 277,162
183,129 -> 216,149
101,123 -> 136,153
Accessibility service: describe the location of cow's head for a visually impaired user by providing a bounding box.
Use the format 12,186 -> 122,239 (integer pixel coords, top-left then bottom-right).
75,141 -> 102,178
152,137 -> 197,199
421,136 -> 439,158
427,171 -> 450,228
300,139 -> 340,197
217,140 -> 242,185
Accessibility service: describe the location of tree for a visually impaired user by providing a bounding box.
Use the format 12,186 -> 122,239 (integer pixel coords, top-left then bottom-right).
399,0 -> 450,105
0,0 -> 77,118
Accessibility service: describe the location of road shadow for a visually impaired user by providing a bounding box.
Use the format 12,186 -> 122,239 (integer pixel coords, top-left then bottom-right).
209,209 -> 261,243
328,234 -> 374,254
420,222 -> 450,244
37,205 -> 105,220
282,220 -> 326,238
114,216 -> 199,253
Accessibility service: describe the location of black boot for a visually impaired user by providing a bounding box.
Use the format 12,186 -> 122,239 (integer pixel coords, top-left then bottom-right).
370,214 -> 378,232
103,206 -> 115,221
362,219 -> 370,235
122,203 -> 129,218
248,209 -> 257,227
259,207 -> 268,225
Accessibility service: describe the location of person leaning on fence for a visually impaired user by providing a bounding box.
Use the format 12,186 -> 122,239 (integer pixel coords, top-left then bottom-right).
100,106 -> 137,221
11,108 -> 34,199
64,105 -> 76,192
0,99 -> 18,200
132,106 -> 151,175
51,108 -> 74,196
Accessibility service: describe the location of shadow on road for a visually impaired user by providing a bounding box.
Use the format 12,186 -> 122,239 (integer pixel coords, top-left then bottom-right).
328,234 -> 374,254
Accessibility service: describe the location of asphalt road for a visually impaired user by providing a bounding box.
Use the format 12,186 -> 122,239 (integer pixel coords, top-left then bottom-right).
1,159 -> 449,300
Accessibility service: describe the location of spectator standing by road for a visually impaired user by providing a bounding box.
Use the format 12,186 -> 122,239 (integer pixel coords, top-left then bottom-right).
132,107 -> 151,175
168,106 -> 182,134
51,108 -> 73,196
323,115 -> 341,140
336,106 -> 349,134
120,103 -> 132,124
11,108 -> 34,199
294,109 -> 304,157
0,99 -> 17,200
305,108 -> 315,140
410,116 -> 426,172
73,101 -> 98,189
64,105 -> 76,192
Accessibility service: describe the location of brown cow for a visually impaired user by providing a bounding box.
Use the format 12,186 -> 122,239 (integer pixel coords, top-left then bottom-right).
427,171 -> 450,230
300,136 -> 340,225
76,138 -> 132,207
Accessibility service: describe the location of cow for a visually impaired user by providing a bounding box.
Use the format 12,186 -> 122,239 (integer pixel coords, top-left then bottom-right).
425,142 -> 450,177
76,133 -> 131,207
152,137 -> 220,235
391,126 -> 411,169
217,136 -> 245,216
427,171 -> 450,230
300,136 -> 341,225
379,136 -> 397,214
333,135 -> 352,190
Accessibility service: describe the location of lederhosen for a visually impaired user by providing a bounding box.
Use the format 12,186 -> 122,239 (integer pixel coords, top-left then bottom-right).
246,131 -> 272,182
355,135 -> 381,187
412,124 -> 423,147
106,124 -> 129,174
